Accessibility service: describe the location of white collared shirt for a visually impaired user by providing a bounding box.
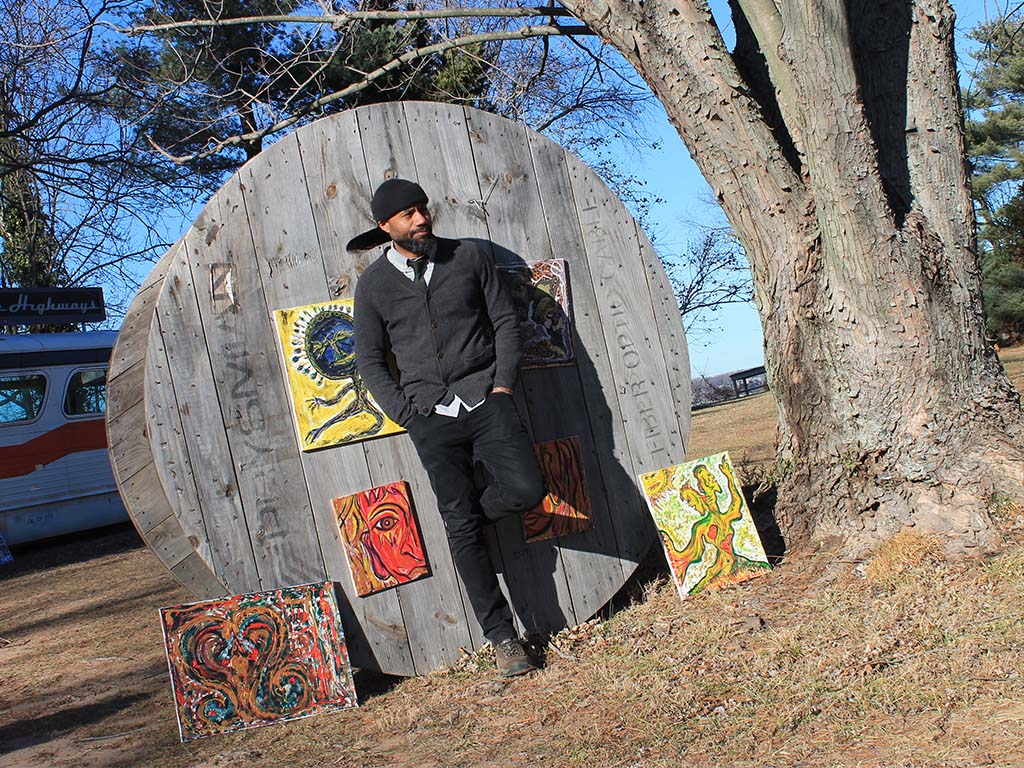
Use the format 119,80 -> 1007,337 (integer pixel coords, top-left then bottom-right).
384,244 -> 485,418
386,245 -> 435,285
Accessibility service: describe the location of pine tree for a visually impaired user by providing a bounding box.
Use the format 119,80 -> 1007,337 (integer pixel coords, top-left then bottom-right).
965,12 -> 1024,339
0,139 -> 65,290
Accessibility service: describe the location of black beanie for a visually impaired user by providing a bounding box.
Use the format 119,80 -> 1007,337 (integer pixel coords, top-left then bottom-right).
347,179 -> 429,251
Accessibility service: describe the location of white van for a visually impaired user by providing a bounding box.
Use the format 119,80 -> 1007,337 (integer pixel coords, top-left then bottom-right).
0,331 -> 127,545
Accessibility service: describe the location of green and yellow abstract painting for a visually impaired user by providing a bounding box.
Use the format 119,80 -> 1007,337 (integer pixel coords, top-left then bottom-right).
639,451 -> 770,599
274,299 -> 403,451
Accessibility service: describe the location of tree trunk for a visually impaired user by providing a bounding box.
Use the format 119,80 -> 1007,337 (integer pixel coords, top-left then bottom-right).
560,0 -> 1024,551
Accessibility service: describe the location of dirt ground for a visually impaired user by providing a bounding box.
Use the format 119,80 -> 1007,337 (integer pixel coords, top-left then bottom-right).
0,526 -> 192,766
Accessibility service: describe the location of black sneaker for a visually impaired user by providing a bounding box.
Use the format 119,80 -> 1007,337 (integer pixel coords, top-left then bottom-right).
493,638 -> 534,677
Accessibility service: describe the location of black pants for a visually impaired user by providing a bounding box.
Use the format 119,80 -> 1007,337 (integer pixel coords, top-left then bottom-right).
406,393 -> 545,643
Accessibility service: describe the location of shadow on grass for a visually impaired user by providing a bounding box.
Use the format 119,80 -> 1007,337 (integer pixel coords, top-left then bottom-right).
1,582 -> 173,639
0,692 -> 149,755
3,523 -> 144,579
352,668 -> 405,702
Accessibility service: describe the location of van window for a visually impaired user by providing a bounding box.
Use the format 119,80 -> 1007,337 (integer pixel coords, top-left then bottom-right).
64,368 -> 107,416
0,374 -> 48,424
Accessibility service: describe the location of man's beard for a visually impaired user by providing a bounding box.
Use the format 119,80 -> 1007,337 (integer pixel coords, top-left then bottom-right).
395,233 -> 437,258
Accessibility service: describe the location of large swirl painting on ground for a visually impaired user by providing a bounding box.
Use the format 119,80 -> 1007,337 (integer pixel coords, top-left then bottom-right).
274,298 -> 404,450
639,452 -> 770,599
159,582 -> 357,741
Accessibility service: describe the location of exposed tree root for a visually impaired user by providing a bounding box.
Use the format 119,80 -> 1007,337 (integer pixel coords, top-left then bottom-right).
774,442 -> 1024,557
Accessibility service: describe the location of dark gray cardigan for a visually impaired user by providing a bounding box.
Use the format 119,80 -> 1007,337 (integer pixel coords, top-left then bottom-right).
353,238 -> 521,427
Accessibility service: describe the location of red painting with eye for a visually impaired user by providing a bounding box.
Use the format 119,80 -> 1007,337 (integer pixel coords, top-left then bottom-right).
332,481 -> 429,596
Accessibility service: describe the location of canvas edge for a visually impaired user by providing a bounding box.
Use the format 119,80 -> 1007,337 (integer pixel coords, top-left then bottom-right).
157,605 -> 190,743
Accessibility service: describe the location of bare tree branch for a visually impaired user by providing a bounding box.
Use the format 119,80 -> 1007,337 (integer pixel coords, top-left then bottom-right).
145,23 -> 593,163
119,6 -> 577,36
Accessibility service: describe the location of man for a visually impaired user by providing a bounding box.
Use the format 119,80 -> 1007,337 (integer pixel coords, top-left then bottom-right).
350,178 -> 545,677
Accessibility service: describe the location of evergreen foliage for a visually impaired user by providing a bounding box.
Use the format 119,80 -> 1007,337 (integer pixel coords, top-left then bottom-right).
966,12 -> 1024,339
0,137 -> 64,289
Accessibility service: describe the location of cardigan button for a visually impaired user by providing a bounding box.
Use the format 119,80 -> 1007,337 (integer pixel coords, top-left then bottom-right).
437,352 -> 444,359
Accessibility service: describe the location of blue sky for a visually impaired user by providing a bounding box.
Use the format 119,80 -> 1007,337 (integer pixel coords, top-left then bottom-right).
644,0 -> 995,377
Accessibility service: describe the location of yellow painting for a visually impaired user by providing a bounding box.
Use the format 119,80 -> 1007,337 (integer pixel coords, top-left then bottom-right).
273,299 -> 404,451
639,451 -> 770,599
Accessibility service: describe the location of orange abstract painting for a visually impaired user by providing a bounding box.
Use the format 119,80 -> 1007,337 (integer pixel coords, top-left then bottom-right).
524,437 -> 593,543
332,481 -> 429,596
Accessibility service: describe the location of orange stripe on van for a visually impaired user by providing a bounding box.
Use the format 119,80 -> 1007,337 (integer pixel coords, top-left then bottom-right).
0,419 -> 108,479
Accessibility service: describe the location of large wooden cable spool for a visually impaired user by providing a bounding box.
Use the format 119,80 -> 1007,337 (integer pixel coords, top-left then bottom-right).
105,102 -> 691,676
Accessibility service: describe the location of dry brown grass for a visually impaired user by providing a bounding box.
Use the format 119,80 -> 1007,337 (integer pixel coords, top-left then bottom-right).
688,391 -> 777,473
5,348 -> 1024,767
863,529 -> 945,588
998,344 -> 1024,385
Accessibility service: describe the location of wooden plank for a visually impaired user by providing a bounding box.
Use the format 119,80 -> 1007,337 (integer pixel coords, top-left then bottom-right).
107,399 -> 151,485
402,102 -> 544,647
521,148 -> 647,593
248,123 -> 411,674
463,108 -> 592,631
144,322 -> 216,572
118,461 -> 173,534
526,131 -> 656,601
170,551 -> 229,600
350,98 -> 410,288
304,109 -> 476,671
107,358 -> 145,423
337,102 -> 485,663
527,143 -> 660,567
155,243 -> 263,594
354,104 -> 484,669
116,462 -> 221,597
402,102 -> 492,249
185,176 -> 327,590
355,101 -> 503,652
146,513 -> 195,570
358,100 -> 417,186
565,153 -> 686,489
635,225 -> 693,454
139,244 -> 175,293
109,279 -> 161,380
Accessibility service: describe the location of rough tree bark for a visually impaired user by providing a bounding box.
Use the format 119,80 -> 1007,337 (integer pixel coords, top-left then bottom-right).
559,0 -> 1024,550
